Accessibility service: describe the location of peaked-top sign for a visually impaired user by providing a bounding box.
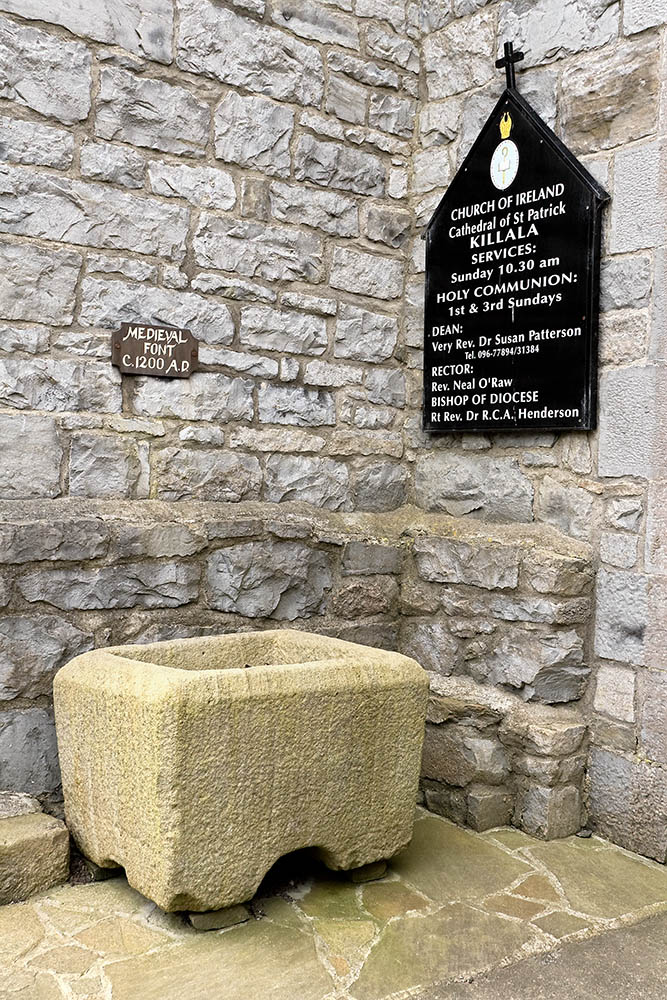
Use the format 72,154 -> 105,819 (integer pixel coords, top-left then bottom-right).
423,44 -> 609,434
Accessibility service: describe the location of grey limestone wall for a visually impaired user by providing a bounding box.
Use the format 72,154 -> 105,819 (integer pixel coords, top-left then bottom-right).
0,0 -> 665,858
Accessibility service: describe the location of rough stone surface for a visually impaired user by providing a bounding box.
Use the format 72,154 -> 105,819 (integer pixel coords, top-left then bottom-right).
330,247 -> 404,300
154,449 -> 262,502
0,813 -> 69,905
334,304 -> 399,362
294,134 -> 386,196
19,562 -> 200,611
54,631 -> 428,909
215,93 -> 294,177
96,67 -> 210,157
69,433 -> 149,499
132,374 -> 253,423
595,568 -> 648,666
240,305 -> 327,356
178,2 -> 323,106
513,783 -> 582,839
415,455 -> 534,522
270,182 -> 359,237
0,240 -> 81,325
194,215 -> 323,282
0,115 -> 74,169
148,162 -> 236,210
423,11 -> 495,99
0,0 -> 173,62
0,415 -> 62,499
498,0 -> 619,67
414,536 -> 521,591
594,665 -> 635,723
0,16 -> 91,124
264,455 -> 350,509
0,615 -> 93,700
472,628 -> 588,704
0,709 -> 60,794
588,749 -> 667,862
0,360 -> 121,414
80,141 -> 145,188
207,545 -> 331,619
258,384 -> 335,427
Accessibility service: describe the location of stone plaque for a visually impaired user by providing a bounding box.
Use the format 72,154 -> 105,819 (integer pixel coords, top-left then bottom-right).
112,322 -> 198,378
424,85 -> 609,433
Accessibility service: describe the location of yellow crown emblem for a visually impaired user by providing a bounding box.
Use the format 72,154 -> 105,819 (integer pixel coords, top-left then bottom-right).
499,112 -> 512,139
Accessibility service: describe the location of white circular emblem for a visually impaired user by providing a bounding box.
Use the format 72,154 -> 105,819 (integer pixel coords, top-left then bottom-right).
490,139 -> 519,191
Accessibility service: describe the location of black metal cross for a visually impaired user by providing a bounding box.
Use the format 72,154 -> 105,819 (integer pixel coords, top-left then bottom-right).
495,41 -> 524,90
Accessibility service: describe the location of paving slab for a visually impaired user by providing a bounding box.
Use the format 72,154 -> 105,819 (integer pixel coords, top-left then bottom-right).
0,809 -> 665,999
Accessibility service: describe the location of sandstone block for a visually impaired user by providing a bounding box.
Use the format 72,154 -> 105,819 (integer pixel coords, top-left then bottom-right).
0,165 -> 190,259
80,277 -> 234,345
264,455 -> 350,510
423,10 -> 495,99
0,414 -> 62,499
353,461 -> 408,511
414,536 -> 521,591
240,305 -> 327,356
561,34 -> 658,152
214,93 -> 294,177
154,448 -> 261,503
498,0 -> 619,67
69,433 -> 149,499
0,813 -> 69,905
96,67 -> 210,157
0,615 -> 93,701
148,161 -> 235,210
0,15 -> 91,124
513,782 -> 582,839
0,240 -> 81,325
178,1 -> 323,106
19,562 -> 200,611
599,311 -> 648,366
594,665 -> 635,723
55,631 -> 427,910
595,568 -> 648,667
0,0 -> 173,62
133,373 -> 253,423
0,709 -> 60,794
272,0 -> 358,47
80,141 -> 145,188
466,784 -> 514,832
294,134 -> 385,196
258,383 -> 335,427
415,454 -> 534,522
599,366 -> 664,478
194,214 -> 323,282
334,304 -> 399,363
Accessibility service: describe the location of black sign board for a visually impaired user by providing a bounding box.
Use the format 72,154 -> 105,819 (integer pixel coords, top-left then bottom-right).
424,55 -> 609,433
112,322 -> 198,378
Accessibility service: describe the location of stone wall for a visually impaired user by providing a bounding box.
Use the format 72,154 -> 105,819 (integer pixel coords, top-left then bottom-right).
0,0 -> 665,860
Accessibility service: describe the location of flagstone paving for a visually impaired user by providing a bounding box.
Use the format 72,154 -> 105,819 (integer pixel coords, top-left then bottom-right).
2,808 -> 667,1000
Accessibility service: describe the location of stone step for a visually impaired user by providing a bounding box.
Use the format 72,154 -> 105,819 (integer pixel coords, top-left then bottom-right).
0,795 -> 69,904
